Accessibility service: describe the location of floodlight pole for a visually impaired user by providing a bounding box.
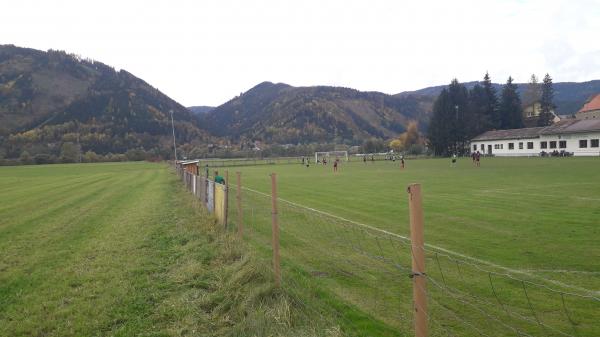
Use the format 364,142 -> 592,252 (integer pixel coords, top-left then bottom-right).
170,109 -> 178,161
454,105 -> 459,154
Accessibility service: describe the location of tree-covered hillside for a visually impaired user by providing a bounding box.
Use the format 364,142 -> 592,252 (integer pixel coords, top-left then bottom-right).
0,45 -> 211,163
199,81 -> 433,145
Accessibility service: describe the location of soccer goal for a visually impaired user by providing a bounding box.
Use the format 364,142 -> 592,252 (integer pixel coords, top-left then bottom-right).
314,151 -> 348,163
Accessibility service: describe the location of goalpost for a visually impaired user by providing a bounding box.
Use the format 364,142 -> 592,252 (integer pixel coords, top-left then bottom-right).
314,151 -> 348,162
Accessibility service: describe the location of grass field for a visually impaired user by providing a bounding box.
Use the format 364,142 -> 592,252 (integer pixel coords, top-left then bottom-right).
219,156 -> 600,336
0,162 -> 341,337
1,159 -> 598,337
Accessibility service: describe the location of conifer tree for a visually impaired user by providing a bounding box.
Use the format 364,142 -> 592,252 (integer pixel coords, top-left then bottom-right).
538,73 -> 555,126
499,76 -> 524,129
427,79 -> 469,155
482,72 -> 500,129
523,74 -> 541,108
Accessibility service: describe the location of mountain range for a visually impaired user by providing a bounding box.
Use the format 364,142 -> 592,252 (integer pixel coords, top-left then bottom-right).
197,82 -> 433,145
398,80 -> 600,116
1,44 -> 599,162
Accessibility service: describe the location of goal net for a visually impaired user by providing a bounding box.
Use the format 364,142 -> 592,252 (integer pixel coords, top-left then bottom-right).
314,151 -> 348,163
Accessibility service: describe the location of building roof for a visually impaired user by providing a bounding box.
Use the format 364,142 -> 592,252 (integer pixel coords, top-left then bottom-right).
579,94 -> 600,113
471,127 -> 545,141
540,119 -> 600,135
180,159 -> 200,165
472,119 -> 600,141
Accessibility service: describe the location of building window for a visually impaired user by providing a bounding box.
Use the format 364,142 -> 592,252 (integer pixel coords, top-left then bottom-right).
591,139 -> 599,148
473,144 -> 477,151
559,140 -> 566,148
549,141 -> 557,149
540,141 -> 547,149
579,139 -> 588,148
480,144 -> 484,151
527,142 -> 534,149
518,142 -> 523,149
508,143 -> 514,150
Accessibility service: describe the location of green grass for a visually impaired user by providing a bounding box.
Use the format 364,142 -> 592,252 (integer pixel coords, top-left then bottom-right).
0,162 -> 343,337
220,157 -> 600,336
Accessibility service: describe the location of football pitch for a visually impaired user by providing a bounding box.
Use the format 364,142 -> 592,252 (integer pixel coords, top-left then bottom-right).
1,158 -> 598,336
222,156 -> 600,336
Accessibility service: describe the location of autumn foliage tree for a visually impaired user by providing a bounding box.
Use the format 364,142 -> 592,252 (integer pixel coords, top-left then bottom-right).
390,121 -> 421,152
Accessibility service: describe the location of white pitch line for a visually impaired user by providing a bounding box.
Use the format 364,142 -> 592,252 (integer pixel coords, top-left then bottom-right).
519,269 -> 600,275
241,186 -> 598,295
479,190 -> 600,202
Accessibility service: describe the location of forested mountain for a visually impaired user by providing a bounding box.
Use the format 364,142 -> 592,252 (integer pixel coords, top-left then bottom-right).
198,81 -> 433,145
188,106 -> 214,114
398,80 -> 600,115
0,45 -> 211,163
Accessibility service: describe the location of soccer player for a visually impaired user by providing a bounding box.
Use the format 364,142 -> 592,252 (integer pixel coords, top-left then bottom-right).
401,155 -> 405,169
363,156 -> 367,164
333,158 -> 339,173
471,152 -> 476,165
451,154 -> 457,167
476,151 -> 481,167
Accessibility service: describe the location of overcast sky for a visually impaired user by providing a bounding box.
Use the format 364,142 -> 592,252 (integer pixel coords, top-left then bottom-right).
3,0 -> 600,106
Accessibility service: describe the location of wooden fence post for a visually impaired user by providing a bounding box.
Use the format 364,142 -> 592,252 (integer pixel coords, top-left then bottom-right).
408,183 -> 427,337
270,173 -> 281,287
236,171 -> 243,239
224,171 -> 229,228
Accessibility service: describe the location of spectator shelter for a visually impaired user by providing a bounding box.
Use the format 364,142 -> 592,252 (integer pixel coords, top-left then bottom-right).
179,159 -> 200,175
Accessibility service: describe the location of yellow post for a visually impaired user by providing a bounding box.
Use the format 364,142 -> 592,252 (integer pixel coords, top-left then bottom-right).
408,183 -> 427,337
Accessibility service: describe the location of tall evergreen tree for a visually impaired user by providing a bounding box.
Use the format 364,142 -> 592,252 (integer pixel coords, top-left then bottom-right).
468,84 -> 488,137
427,79 -> 469,156
499,76 -> 523,129
538,73 -> 555,126
482,72 -> 500,129
523,74 -> 541,108
428,89 -> 452,156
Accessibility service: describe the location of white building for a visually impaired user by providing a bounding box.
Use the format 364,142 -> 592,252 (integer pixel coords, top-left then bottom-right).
470,119 -> 600,157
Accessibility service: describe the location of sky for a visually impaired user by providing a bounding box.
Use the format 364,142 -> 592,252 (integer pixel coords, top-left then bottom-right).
3,0 -> 600,107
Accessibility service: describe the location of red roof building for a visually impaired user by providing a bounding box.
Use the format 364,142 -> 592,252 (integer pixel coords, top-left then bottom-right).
576,94 -> 600,120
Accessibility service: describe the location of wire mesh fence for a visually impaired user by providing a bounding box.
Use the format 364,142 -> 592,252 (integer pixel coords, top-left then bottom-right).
175,165 -> 599,337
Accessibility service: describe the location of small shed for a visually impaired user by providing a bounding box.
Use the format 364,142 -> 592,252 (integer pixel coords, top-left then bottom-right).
180,159 -> 200,175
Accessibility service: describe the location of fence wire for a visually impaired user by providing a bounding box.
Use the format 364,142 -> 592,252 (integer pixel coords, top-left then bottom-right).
176,167 -> 599,337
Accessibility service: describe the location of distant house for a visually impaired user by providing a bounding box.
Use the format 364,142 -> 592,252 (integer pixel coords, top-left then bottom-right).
575,93 -> 600,120
522,102 -> 560,127
470,119 -> 600,156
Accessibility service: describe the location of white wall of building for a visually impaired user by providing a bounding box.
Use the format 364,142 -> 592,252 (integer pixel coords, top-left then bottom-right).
470,139 -> 539,156
471,132 -> 600,157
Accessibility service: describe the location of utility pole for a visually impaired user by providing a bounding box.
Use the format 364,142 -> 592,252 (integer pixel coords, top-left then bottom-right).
170,110 -> 178,161
454,105 -> 459,155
